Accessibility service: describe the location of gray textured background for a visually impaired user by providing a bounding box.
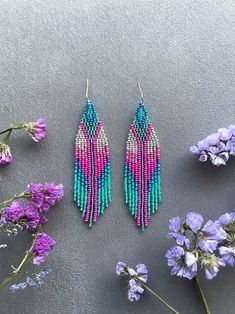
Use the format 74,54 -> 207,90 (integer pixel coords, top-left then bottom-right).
0,0 -> 234,313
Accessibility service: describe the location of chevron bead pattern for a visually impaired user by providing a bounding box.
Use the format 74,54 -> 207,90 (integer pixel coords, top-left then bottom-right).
74,100 -> 111,226
124,103 -> 161,231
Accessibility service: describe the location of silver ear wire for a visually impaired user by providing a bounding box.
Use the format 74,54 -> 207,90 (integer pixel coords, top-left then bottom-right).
137,82 -> 144,104
86,79 -> 89,100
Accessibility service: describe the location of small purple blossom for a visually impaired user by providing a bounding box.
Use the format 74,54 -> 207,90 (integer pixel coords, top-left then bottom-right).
216,212 -> 235,226
116,262 -> 148,302
40,183 -> 64,211
190,125 -> 235,166
3,201 -> 24,222
32,232 -> 56,265
9,282 -> 27,293
186,212 -> 204,233
26,119 -> 47,142
201,254 -> 225,280
128,279 -> 144,302
27,183 -> 44,207
24,203 -> 47,230
198,220 -> 226,253
116,262 -> 127,276
165,246 -> 197,279
168,216 -> 190,248
219,246 -> 235,267
0,143 -> 13,165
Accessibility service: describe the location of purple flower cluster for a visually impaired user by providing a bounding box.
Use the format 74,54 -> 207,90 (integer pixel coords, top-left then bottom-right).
166,211 -> 235,280
0,143 -> 13,165
1,183 -> 63,232
9,268 -> 52,293
116,262 -> 148,302
0,118 -> 47,166
32,233 -> 56,265
27,183 -> 64,212
25,118 -> 47,142
190,125 -> 235,166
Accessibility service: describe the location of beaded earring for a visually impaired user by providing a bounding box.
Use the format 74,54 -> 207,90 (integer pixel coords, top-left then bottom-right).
124,83 -> 161,231
74,80 -> 111,227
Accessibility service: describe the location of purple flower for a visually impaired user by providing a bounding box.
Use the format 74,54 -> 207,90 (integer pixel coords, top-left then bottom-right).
9,268 -> 52,292
209,152 -> 229,166
40,183 -> 64,211
32,232 -> 56,265
186,212 -> 204,233
116,262 -> 148,302
24,203 -> 47,230
9,282 -> 27,293
226,138 -> 235,155
168,217 -> 190,248
218,126 -> 235,141
190,146 -> 200,155
128,279 -> 144,302
219,246 -> 235,267
198,220 -> 226,253
27,183 -> 44,207
165,246 -> 197,279
27,183 -> 64,212
3,201 -> 24,222
190,125 -> 235,166
26,119 -> 47,142
201,254 -> 225,280
116,262 -> 127,276
169,217 -> 181,233
198,153 -> 208,162
217,212 -> 235,226
135,264 -> 148,283
24,203 -> 40,230
0,143 -> 13,165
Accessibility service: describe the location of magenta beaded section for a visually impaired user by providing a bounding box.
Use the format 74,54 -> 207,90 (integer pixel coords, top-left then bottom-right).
74,100 -> 111,227
124,103 -> 161,231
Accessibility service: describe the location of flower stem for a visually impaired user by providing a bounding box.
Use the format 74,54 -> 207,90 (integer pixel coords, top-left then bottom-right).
0,191 -> 30,209
0,242 -> 34,290
142,283 -> 180,314
0,124 -> 27,136
193,277 -> 211,314
2,130 -> 12,144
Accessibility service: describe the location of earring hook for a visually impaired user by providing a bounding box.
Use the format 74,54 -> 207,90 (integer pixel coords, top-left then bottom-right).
137,82 -> 144,103
86,79 -> 89,100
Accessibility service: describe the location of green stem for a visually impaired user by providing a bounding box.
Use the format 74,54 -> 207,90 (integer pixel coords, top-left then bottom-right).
142,283 -> 180,314
0,191 -> 30,209
2,130 -> 12,144
0,242 -> 34,290
193,277 -> 211,314
0,124 -> 27,136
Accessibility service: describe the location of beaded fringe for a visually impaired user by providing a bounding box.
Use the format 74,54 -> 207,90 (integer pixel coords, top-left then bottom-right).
74,100 -> 111,226
124,103 -> 161,231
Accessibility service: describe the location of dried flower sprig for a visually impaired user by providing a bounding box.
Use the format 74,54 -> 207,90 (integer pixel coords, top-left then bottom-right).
0,119 -> 47,165
166,211 -> 235,314
0,182 -> 63,292
116,262 -> 180,314
190,125 -> 235,166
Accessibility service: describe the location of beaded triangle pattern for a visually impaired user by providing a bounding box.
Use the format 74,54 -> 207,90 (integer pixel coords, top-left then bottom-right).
124,103 -> 161,231
74,100 -> 111,227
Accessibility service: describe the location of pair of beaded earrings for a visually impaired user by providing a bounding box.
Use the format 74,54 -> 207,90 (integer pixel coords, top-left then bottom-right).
74,80 -> 161,231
